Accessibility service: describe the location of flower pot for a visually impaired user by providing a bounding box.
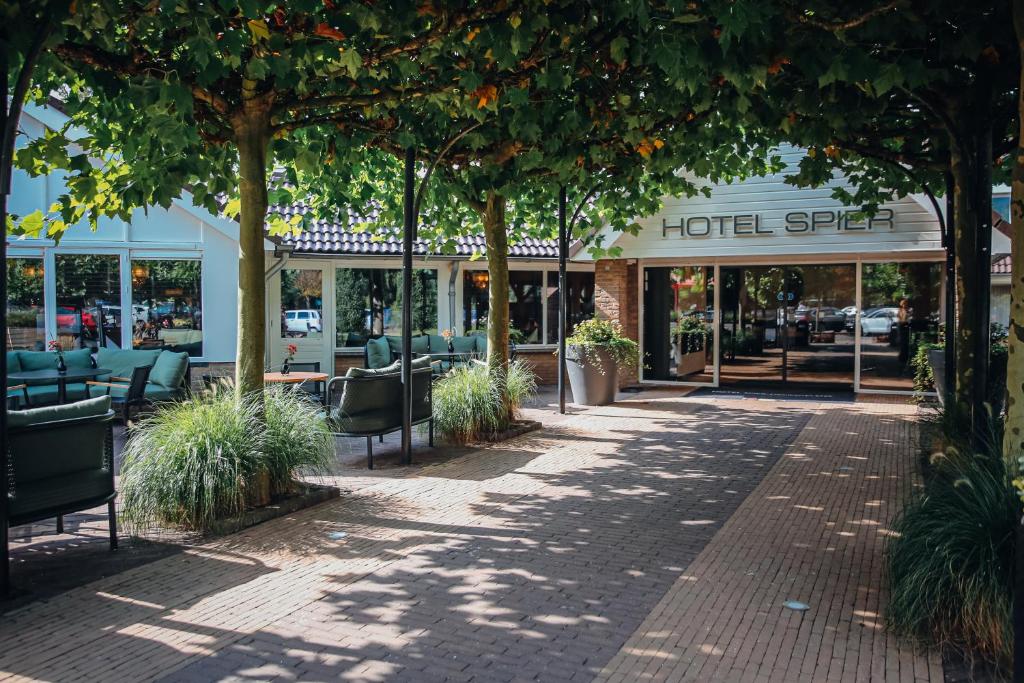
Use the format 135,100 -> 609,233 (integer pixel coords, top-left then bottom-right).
566,345 -> 618,406
677,349 -> 706,376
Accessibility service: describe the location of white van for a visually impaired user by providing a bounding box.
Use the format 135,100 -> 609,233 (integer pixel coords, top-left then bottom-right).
284,309 -> 322,336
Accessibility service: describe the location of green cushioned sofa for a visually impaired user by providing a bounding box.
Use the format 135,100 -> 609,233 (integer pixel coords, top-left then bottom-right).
3,396 -> 118,587
327,356 -> 434,469
5,348 -> 191,409
362,334 -> 507,372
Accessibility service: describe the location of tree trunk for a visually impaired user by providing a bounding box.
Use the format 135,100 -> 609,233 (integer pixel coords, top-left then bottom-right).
231,98 -> 272,399
1006,1 -> 1024,460
480,190 -> 512,422
951,143 -> 979,414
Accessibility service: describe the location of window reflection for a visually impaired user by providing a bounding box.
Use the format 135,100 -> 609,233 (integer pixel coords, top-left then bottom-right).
55,253 -> 121,351
6,258 -> 45,351
335,268 -> 438,346
463,270 -> 543,344
131,260 -> 203,356
643,266 -> 714,383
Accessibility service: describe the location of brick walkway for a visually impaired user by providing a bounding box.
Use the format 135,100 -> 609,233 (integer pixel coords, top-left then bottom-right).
0,391 -> 938,682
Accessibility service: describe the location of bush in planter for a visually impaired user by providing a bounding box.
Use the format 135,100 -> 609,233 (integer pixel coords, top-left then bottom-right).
886,447 -> 1019,670
433,359 -> 537,445
565,318 -> 639,371
120,387 -> 333,532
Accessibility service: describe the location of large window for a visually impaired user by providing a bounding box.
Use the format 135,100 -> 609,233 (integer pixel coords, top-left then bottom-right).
545,271 -> 595,343
281,268 -> 324,340
859,262 -> 942,391
131,259 -> 203,356
55,254 -> 121,351
335,268 -> 438,347
464,270 -> 544,344
7,258 -> 45,351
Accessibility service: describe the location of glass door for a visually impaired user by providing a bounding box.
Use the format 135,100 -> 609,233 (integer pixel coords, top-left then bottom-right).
642,265 -> 715,383
277,266 -> 329,373
720,266 -> 787,384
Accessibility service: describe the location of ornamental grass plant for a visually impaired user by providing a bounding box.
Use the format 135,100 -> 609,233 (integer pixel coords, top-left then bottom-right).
433,359 -> 537,444
120,386 -> 333,532
886,448 -> 1019,669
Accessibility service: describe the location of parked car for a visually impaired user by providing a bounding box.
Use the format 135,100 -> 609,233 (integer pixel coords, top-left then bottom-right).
860,307 -> 899,336
285,309 -> 322,336
802,306 -> 847,332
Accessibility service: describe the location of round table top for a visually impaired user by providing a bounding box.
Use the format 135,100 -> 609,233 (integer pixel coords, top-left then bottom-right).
8,367 -> 111,382
264,371 -> 328,384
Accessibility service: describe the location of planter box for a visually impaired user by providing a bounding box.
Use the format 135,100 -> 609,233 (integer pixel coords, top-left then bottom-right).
566,345 -> 618,406
811,331 -> 836,344
677,349 -> 706,376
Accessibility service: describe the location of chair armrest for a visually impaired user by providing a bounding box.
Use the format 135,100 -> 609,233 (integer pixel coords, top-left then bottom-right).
110,376 -> 131,382
86,381 -> 127,389
7,383 -> 27,391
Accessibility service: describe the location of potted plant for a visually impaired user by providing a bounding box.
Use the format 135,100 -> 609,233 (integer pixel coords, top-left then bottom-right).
48,339 -> 66,373
564,318 -> 639,406
674,315 -> 707,377
281,343 -> 297,375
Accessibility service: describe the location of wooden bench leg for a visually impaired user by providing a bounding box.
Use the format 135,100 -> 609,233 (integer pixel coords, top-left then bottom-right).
108,500 -> 118,551
56,515 -> 64,534
366,436 -> 374,470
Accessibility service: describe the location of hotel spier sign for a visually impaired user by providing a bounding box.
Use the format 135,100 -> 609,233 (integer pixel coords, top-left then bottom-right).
661,208 -> 895,239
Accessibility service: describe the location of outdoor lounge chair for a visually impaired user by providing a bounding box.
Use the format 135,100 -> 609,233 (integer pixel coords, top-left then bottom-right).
3,396 -> 117,591
326,357 -> 434,469
86,365 -> 153,423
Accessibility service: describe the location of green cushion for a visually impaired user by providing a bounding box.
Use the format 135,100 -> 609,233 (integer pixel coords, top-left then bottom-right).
63,348 -> 94,370
7,351 -> 22,374
385,335 -> 402,354
87,383 -> 179,401
8,469 -> 113,520
451,336 -> 477,354
96,348 -> 161,379
330,407 -> 401,435
349,360 -> 400,377
23,385 -> 59,406
8,395 -> 111,428
410,336 -> 430,355
150,351 -> 189,389
428,335 -> 446,352
19,350 -> 58,371
365,337 -> 391,369
338,368 -> 400,416
474,335 -> 488,354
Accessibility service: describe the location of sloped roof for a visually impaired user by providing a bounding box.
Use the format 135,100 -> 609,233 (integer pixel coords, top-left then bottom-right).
993,254 -> 1011,275
273,201 -> 560,259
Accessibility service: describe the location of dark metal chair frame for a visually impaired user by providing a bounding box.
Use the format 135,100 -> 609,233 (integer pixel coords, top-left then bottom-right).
326,367 -> 434,469
3,410 -> 118,590
86,365 -> 153,423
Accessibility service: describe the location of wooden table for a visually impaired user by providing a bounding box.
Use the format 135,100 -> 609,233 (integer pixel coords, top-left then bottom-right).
263,371 -> 328,384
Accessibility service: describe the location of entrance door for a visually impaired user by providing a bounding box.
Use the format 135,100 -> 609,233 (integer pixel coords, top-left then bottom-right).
719,264 -> 855,388
273,265 -> 332,374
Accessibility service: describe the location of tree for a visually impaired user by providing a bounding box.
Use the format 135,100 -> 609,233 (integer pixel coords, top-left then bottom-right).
14,0 -> 520,397
738,0 -> 1016,434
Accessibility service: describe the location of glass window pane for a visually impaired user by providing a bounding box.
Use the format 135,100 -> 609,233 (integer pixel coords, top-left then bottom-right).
546,271 -> 595,343
335,268 -> 437,346
281,268 -> 323,339
463,270 -> 543,344
6,258 -> 45,351
55,254 -> 121,351
643,266 -> 714,383
859,262 -> 942,391
130,259 -> 203,356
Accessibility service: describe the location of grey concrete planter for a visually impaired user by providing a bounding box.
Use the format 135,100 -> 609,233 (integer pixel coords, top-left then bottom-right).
566,345 -> 618,406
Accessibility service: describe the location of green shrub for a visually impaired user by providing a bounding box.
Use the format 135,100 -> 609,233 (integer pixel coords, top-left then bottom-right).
887,449 -> 1020,669
120,388 -> 333,532
433,359 -> 536,444
263,385 -> 336,494
566,318 -> 639,369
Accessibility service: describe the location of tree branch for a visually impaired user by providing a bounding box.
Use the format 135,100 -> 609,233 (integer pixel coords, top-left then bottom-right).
788,1 -> 900,32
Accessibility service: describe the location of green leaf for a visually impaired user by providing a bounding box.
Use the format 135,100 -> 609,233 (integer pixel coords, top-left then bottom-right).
247,19 -> 270,44
338,49 -> 362,78
610,36 -> 629,65
17,210 -> 46,238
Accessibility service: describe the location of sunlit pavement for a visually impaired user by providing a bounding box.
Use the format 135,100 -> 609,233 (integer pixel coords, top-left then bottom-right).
0,389 -> 939,682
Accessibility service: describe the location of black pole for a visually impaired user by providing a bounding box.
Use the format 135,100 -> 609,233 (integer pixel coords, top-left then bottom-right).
401,147 -> 414,465
0,51 -> 10,595
557,186 -> 567,414
944,172 -> 956,401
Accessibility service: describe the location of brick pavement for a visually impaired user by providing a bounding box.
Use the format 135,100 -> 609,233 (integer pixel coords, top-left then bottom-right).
596,398 -> 943,683
0,391 -> 937,682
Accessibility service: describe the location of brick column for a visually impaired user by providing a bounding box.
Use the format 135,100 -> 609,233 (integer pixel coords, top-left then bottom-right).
594,258 -> 640,388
